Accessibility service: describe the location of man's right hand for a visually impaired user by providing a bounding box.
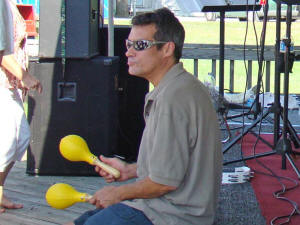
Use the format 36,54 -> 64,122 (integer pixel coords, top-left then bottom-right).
21,72 -> 42,93
1,54 -> 42,93
96,155 -> 137,183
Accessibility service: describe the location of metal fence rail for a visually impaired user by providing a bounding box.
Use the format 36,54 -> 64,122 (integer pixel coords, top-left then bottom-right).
182,44 -> 300,93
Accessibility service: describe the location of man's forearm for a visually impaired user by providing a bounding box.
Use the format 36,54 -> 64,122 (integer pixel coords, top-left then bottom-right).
117,177 -> 176,201
1,54 -> 25,80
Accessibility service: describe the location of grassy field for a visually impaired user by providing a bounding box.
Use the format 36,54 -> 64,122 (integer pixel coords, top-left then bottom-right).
115,18 -> 300,94
181,20 -> 300,94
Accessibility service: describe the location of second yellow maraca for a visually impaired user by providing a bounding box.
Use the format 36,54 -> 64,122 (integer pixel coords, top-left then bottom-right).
59,135 -> 120,178
46,183 -> 92,209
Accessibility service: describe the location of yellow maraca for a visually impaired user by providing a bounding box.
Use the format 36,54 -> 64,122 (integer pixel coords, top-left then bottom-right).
45,183 -> 92,209
59,135 -> 120,178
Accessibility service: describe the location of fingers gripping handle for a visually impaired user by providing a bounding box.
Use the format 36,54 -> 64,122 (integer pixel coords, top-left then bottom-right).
82,193 -> 92,202
92,157 -> 120,179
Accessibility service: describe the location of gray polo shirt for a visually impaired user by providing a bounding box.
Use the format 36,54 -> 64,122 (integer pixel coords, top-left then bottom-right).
124,63 -> 223,225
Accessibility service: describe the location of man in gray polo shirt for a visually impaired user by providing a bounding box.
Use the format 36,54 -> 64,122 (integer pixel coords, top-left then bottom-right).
66,7 -> 223,225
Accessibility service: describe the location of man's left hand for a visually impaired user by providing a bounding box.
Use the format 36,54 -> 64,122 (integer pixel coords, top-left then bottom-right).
89,186 -> 122,208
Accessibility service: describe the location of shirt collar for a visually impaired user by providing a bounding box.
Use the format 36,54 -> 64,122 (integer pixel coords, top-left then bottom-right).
145,62 -> 185,102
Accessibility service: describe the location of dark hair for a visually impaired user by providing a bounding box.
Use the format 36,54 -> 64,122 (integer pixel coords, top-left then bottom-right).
131,7 -> 185,63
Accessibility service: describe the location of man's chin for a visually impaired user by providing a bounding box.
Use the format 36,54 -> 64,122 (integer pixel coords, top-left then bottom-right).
128,69 -> 139,77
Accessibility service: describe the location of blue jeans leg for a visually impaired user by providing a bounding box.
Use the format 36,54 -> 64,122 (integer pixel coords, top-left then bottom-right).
74,203 -> 153,225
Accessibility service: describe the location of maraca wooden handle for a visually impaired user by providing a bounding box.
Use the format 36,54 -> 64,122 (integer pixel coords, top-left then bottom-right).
84,194 -> 93,202
93,159 -> 120,179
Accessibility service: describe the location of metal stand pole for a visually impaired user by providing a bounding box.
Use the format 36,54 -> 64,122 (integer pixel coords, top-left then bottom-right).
276,4 -> 300,177
219,11 -> 225,99
273,1 -> 281,145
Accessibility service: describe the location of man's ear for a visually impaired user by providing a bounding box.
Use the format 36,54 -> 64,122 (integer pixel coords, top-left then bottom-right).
163,42 -> 175,58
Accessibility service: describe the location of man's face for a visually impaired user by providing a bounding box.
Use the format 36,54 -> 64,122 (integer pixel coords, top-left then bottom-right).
125,24 -> 166,81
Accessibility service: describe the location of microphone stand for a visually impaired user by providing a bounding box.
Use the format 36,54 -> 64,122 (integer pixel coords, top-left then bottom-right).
223,1 -> 300,179
275,3 -> 300,176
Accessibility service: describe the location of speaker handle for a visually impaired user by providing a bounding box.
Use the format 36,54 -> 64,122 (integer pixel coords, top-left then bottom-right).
57,82 -> 77,102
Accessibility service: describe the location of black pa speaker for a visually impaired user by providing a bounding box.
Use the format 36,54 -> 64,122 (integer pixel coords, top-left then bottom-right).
99,25 -> 149,162
26,56 -> 119,175
39,0 -> 99,58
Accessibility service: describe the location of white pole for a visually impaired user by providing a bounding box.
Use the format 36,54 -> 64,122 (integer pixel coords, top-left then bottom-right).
133,0 -> 136,16
108,0 -> 114,56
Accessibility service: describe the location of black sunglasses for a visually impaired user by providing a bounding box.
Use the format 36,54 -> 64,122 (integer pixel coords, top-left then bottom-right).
125,39 -> 168,51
